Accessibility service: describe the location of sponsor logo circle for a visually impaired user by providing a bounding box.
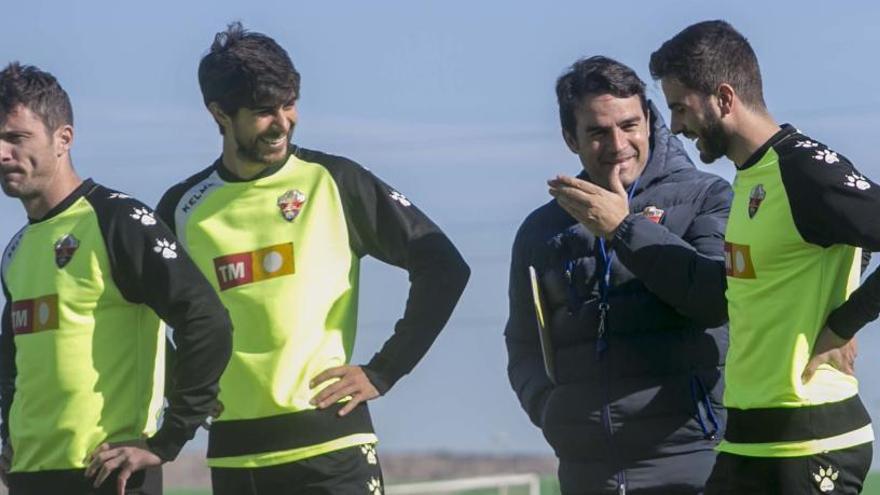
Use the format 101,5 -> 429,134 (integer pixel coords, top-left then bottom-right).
735,252 -> 746,274
263,251 -> 283,273
38,302 -> 50,326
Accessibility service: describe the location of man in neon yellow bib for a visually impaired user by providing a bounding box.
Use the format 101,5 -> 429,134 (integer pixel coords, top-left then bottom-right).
0,63 -> 232,495
157,22 -> 470,494
652,20 -> 879,494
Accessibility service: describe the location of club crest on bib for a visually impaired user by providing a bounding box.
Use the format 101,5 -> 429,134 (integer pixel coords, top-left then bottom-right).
748,184 -> 766,219
277,189 -> 307,222
641,206 -> 665,223
54,234 -> 80,268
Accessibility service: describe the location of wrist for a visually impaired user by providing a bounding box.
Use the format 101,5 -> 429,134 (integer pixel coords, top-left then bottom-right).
605,212 -> 632,240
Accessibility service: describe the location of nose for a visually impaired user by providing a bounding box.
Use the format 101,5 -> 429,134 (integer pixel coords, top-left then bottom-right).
608,127 -> 628,153
0,141 -> 12,163
669,114 -> 684,135
270,109 -> 289,131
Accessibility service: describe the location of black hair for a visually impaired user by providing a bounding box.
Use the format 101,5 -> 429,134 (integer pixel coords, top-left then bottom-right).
650,20 -> 766,110
0,62 -> 74,133
556,56 -> 647,137
198,21 -> 301,122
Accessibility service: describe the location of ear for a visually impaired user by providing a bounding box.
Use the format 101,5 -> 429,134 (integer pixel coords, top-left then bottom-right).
716,83 -> 735,117
644,105 -> 651,140
208,102 -> 232,132
562,129 -> 579,154
53,125 -> 74,157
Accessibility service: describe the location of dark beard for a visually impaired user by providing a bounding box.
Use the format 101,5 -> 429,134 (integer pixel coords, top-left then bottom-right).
697,111 -> 728,164
234,132 -> 292,167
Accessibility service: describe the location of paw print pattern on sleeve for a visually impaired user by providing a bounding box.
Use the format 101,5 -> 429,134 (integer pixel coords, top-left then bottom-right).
153,239 -> 178,259
389,191 -> 412,207
813,149 -> 840,164
130,207 -> 157,226
844,173 -> 871,190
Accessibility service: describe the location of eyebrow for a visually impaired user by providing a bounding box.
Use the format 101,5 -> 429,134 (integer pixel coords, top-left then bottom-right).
0,129 -> 33,138
585,116 -> 642,132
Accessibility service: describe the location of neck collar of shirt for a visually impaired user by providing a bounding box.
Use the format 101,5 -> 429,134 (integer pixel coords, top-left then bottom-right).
737,124 -> 797,171
29,178 -> 96,224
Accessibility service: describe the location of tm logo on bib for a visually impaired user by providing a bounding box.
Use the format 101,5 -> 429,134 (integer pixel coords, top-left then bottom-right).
11,294 -> 59,335
213,243 -> 295,290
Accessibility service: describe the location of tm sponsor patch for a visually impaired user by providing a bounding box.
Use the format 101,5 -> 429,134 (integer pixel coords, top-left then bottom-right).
11,294 -> 59,335
724,242 -> 756,279
213,243 -> 295,290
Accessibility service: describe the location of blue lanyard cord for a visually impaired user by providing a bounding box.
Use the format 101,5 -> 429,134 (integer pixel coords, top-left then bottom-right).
598,238 -> 613,304
690,374 -> 721,440
596,176 -> 641,304
595,176 -> 640,355
560,176 -> 641,317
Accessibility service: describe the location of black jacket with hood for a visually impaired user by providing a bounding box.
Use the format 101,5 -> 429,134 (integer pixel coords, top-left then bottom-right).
506,105 -> 731,494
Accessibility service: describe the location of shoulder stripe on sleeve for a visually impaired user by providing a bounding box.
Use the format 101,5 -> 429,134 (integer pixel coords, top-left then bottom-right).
173,171 -> 224,248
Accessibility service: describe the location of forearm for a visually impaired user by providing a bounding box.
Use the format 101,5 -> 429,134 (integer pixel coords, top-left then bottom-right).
614,215 -> 727,327
827,265 -> 880,339
0,295 -> 15,444
364,234 -> 469,393
149,308 -> 232,460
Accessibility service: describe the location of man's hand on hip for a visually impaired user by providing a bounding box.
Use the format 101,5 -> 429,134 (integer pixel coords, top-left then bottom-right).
85,440 -> 162,495
802,326 -> 857,384
310,365 -> 380,417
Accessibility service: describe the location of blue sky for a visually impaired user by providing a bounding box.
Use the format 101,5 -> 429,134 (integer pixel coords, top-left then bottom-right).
3,0 -> 880,458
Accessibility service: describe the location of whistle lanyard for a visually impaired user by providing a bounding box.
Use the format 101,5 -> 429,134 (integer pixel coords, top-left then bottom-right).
596,177 -> 640,356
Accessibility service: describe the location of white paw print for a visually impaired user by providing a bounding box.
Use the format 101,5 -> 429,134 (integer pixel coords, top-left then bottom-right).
108,192 -> 131,199
367,477 -> 382,495
795,140 -> 819,148
361,444 -> 378,465
813,465 -> 839,492
130,207 -> 157,226
153,239 -> 178,259
389,191 -> 411,207
845,173 -> 871,190
814,149 -> 840,164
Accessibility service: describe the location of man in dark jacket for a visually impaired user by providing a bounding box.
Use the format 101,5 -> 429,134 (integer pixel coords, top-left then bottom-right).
505,56 -> 731,494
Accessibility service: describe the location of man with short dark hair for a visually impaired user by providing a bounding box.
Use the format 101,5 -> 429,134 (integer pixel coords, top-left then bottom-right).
0,62 -> 233,495
506,55 -> 731,494
157,22 -> 470,494
652,20 -> 878,494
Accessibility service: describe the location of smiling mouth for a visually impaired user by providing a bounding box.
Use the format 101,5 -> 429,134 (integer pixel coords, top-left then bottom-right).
260,135 -> 288,148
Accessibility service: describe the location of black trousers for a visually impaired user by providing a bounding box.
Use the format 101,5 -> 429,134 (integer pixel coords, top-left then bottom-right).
211,444 -> 384,495
705,442 -> 872,495
8,465 -> 162,495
